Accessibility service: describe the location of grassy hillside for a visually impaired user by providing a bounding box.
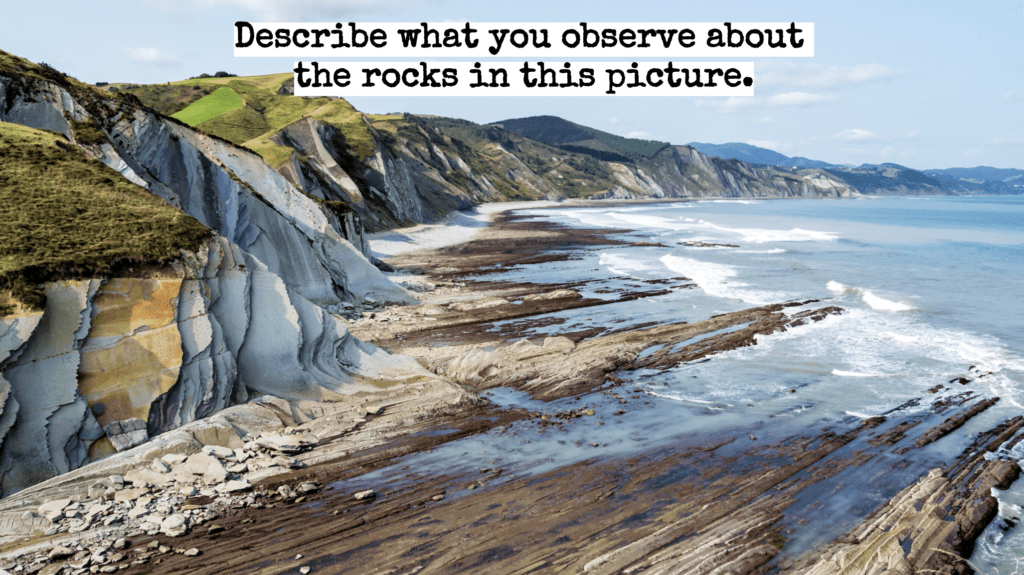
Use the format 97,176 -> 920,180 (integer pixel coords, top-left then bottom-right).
492,115 -> 671,163
0,122 -> 211,316
123,74 -> 376,169
171,86 -> 243,125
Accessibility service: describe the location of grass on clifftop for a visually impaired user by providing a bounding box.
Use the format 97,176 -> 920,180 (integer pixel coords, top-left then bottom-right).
123,75 -> 376,168
171,86 -> 244,125
0,122 -> 211,316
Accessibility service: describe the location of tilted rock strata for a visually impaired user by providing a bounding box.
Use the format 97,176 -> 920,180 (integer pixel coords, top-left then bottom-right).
0,73 -> 412,308
0,235 -> 436,497
438,303 -> 843,399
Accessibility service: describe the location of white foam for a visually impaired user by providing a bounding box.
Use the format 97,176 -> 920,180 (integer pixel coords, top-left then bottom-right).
832,369 -> 888,377
607,212 -> 689,230
691,220 -> 839,243
861,290 -> 916,312
711,200 -> 755,204
844,411 -> 878,419
826,281 -> 916,312
599,253 -> 652,278
735,248 -> 786,254
660,255 -> 788,305
826,280 -> 847,293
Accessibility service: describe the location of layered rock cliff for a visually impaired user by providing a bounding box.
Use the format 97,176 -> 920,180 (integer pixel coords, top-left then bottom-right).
0,55 -> 430,496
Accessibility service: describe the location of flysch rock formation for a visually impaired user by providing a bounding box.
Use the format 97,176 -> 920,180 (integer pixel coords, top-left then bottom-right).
0,375 -> 476,568
0,235 -> 441,498
0,69 -> 441,497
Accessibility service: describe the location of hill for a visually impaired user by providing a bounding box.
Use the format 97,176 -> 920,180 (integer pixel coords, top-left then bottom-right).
0,117 -> 209,316
491,115 -> 671,163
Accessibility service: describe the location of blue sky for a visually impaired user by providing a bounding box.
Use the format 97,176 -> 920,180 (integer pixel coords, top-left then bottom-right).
6,0 -> 1022,169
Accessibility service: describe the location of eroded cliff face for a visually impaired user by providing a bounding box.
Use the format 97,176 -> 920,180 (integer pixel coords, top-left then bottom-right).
269,113 -> 856,228
0,74 -> 412,308
0,238 -> 435,497
0,71 -> 433,496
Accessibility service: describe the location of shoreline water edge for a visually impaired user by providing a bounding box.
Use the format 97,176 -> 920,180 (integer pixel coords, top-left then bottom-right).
2,196 -> 1023,575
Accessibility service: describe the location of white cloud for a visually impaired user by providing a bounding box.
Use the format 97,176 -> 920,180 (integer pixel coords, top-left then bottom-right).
625,131 -> 652,139
609,117 -> 619,124
758,117 -> 772,124
768,92 -> 838,107
963,147 -> 984,157
992,133 -> 1024,144
694,92 -> 836,114
757,62 -> 904,92
693,96 -> 761,113
121,47 -> 180,67
203,0 -> 425,20
834,129 -> 878,142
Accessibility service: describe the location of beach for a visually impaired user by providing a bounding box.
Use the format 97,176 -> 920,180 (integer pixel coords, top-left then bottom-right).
2,198 -> 1022,574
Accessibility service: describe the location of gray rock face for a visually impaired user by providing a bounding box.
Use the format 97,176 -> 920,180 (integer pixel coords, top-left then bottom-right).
0,75 -> 431,498
103,418 -> 149,452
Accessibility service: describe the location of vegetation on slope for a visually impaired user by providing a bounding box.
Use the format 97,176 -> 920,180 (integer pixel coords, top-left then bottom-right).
107,83 -> 216,116
0,122 -> 211,316
0,50 -> 144,125
123,75 -> 377,168
492,115 -> 671,163
171,86 -> 243,125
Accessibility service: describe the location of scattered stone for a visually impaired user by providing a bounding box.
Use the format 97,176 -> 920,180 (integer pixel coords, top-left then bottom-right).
271,455 -> 305,469
256,435 -> 312,454
184,549 -> 201,557
150,459 -> 171,473
300,567 -> 311,574
161,454 -> 188,466
113,488 -> 147,503
159,515 -> 188,537
217,480 -> 252,494
38,499 -> 72,521
298,482 -> 320,495
278,485 -> 297,499
431,494 -> 445,501
354,490 -> 376,501
202,445 -> 236,460
113,539 -> 129,550
181,453 -> 228,483
207,525 -> 225,535
49,546 -> 75,560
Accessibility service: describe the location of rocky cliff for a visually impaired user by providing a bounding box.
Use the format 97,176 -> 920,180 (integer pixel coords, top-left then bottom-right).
0,53 -> 852,497
0,54 -> 429,497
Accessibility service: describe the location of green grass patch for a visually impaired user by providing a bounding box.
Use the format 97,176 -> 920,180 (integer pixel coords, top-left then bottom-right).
171,87 -> 243,126
196,106 -> 271,145
121,83 -> 216,116
0,122 -> 211,315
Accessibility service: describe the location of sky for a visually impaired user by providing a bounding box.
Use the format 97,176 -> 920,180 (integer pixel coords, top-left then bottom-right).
5,0 -> 1023,170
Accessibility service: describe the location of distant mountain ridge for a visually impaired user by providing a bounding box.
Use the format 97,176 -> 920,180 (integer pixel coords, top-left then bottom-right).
491,115 -> 671,163
688,141 -> 1023,195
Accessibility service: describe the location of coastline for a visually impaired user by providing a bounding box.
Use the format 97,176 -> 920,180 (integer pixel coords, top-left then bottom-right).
1,201 -> 1020,574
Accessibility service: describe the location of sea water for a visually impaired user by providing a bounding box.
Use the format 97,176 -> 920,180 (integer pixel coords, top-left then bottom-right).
510,196 -> 1024,569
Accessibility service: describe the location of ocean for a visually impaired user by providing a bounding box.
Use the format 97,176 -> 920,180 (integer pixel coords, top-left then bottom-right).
361,195 -> 1024,569
512,195 -> 1024,568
